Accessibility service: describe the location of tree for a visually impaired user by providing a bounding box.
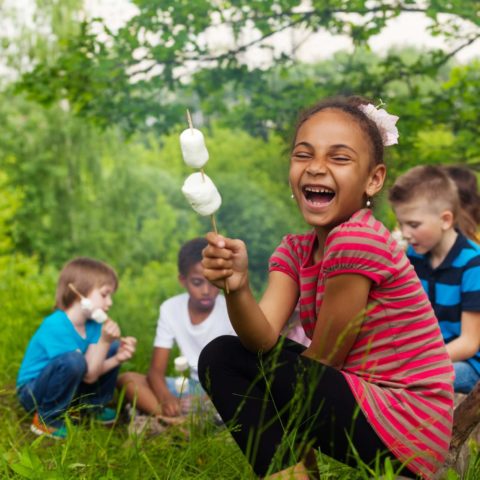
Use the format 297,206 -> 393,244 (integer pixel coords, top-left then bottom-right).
14,1 -> 480,135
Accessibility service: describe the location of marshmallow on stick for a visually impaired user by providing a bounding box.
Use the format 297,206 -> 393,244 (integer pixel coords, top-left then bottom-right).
179,128 -> 209,168
179,110 -> 228,293
68,283 -> 108,324
174,356 -> 189,373
182,172 -> 221,216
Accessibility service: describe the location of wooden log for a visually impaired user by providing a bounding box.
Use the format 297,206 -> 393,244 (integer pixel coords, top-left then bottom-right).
435,381 -> 480,478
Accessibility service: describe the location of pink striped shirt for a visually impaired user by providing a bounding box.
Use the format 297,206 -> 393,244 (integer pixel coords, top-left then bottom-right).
269,209 -> 454,479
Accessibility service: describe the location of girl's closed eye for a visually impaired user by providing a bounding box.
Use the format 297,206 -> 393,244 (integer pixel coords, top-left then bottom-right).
292,151 -> 311,160
331,155 -> 350,162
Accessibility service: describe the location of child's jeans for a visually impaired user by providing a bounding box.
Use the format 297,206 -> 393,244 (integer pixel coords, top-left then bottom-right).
17,342 -> 120,428
453,361 -> 480,393
165,377 -> 205,398
164,377 -> 208,415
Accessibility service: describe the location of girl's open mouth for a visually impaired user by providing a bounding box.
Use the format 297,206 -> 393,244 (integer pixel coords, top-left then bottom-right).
302,185 -> 335,206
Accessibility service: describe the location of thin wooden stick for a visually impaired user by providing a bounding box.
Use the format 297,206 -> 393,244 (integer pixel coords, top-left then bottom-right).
68,283 -> 84,299
211,215 -> 229,294
211,214 -> 218,235
186,109 -> 194,131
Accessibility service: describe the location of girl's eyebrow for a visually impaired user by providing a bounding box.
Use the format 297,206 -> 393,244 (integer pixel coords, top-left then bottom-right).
293,141 -> 313,149
330,143 -> 357,154
293,141 -> 358,155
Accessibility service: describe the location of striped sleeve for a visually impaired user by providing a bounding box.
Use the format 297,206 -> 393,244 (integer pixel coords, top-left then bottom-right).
322,220 -> 395,285
269,235 -> 300,283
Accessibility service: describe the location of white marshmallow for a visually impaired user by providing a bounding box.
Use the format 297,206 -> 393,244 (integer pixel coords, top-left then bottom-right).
179,128 -> 209,168
182,172 -> 222,216
391,228 -> 408,251
91,308 -> 108,324
174,376 -> 188,394
174,356 -> 189,373
80,298 -> 93,313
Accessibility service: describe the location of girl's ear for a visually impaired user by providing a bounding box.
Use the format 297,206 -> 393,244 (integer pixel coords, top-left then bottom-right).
440,210 -> 455,230
366,164 -> 386,197
178,274 -> 187,288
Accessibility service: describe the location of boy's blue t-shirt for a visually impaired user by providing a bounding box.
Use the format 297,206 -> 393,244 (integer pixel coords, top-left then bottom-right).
16,309 -> 102,387
407,232 -> 480,374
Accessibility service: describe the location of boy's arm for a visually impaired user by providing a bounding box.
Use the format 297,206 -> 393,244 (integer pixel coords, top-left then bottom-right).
147,347 -> 181,417
445,310 -> 480,362
83,320 -> 121,383
96,336 -> 137,376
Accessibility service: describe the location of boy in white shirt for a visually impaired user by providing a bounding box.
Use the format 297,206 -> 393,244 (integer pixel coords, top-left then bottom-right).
118,238 -> 234,417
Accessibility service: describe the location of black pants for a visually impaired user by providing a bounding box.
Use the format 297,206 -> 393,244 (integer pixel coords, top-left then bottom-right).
198,335 -> 417,478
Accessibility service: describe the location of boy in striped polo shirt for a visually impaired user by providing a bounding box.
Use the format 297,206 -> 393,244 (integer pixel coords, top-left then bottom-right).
390,165 -> 480,393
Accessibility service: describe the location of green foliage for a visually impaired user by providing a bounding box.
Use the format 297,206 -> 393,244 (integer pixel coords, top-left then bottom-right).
12,1 -> 480,136
0,254 -> 56,384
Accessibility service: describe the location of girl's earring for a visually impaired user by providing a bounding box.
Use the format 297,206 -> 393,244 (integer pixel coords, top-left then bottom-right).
366,197 -> 372,208
290,193 -> 295,199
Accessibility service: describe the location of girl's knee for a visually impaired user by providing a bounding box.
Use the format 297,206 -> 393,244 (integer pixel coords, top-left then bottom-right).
198,335 -> 240,384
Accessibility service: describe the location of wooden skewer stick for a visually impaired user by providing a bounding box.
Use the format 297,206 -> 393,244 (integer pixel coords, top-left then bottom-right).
211,214 -> 218,235
211,215 -> 229,294
68,283 -> 84,299
186,109 -> 194,132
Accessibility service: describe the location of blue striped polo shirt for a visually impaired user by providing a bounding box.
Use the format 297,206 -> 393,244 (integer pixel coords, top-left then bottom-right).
407,232 -> 480,374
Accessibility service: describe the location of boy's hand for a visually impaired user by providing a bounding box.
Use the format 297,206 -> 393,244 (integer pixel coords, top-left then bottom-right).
101,319 -> 121,344
161,393 -> 181,417
202,233 -> 249,292
115,336 -> 137,363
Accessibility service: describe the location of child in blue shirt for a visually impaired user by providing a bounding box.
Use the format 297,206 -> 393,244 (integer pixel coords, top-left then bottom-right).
17,257 -> 137,438
390,165 -> 480,393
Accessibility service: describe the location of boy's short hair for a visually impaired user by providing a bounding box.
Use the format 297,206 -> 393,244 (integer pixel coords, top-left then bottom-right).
389,165 -> 460,217
178,238 -> 207,277
55,257 -> 118,310
444,165 -> 480,241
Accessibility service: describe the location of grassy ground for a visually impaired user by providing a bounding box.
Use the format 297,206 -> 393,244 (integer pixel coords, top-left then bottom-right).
2,381 -> 479,479
0,386 -> 364,480
0,258 -> 478,479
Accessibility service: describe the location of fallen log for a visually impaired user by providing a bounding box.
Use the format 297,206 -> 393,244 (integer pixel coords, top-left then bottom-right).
435,381 -> 480,478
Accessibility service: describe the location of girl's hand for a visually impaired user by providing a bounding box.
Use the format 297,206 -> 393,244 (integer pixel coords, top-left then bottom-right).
202,233 -> 249,292
101,319 -> 121,343
115,336 -> 137,363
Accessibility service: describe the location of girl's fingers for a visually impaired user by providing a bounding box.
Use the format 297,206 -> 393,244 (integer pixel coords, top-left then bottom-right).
203,245 -> 232,260
204,233 -> 245,258
203,269 -> 233,282
202,256 -> 232,270
205,232 -> 226,248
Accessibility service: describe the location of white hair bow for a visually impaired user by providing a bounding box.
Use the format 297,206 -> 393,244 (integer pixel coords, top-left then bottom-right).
358,103 -> 399,146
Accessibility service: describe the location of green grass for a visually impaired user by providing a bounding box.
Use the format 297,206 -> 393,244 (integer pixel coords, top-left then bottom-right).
0,257 -> 478,479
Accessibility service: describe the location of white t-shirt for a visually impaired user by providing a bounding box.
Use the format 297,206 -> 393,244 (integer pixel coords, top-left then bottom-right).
154,293 -> 235,380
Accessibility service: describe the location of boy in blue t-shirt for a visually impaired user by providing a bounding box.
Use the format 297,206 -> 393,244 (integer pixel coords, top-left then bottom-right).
17,257 -> 137,438
390,165 -> 480,393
